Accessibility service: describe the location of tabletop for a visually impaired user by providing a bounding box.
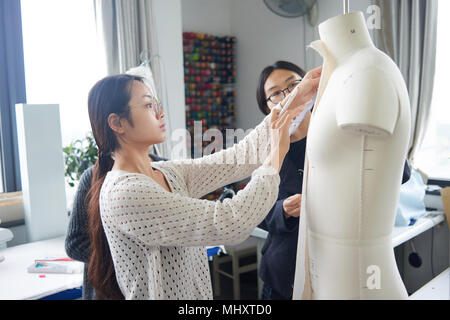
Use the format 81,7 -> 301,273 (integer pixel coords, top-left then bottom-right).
0,236 -> 82,300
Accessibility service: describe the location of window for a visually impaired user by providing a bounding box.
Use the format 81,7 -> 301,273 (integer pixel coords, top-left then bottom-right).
414,1 -> 450,180
20,0 -> 106,147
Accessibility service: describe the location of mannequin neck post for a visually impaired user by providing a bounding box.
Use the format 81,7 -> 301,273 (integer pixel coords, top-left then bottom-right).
318,12 -> 374,64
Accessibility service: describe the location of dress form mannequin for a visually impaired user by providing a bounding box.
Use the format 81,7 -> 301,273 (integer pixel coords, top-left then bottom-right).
293,12 -> 411,299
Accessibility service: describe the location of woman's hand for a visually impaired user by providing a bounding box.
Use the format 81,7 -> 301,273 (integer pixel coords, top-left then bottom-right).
281,66 -> 322,111
282,194 -> 302,218
264,106 -> 302,172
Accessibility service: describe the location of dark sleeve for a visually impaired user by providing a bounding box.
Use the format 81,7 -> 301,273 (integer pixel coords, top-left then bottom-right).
401,158 -> 411,184
149,153 -> 168,162
65,167 -> 93,263
258,199 -> 298,235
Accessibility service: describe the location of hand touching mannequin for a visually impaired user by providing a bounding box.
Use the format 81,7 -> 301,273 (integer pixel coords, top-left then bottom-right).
293,12 -> 410,300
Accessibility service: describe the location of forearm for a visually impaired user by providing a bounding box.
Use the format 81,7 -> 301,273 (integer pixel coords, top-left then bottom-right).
110,166 -> 281,247
65,230 -> 91,263
263,146 -> 286,173
264,199 -> 299,234
166,114 -> 273,198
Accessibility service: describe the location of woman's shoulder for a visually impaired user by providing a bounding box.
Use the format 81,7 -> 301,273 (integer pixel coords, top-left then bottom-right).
150,159 -> 184,181
102,171 -> 156,195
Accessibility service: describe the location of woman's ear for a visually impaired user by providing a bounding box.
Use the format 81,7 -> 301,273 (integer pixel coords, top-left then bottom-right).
108,113 -> 124,134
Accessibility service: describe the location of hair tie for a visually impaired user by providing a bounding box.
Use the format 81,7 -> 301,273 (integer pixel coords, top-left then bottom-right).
98,150 -> 110,159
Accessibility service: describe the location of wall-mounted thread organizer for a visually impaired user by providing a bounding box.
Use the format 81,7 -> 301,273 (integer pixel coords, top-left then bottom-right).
183,32 -> 240,200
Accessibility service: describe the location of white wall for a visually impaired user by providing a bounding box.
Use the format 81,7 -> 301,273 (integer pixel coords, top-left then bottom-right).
181,0 -> 372,130
181,0 -> 232,35
153,0 -> 187,157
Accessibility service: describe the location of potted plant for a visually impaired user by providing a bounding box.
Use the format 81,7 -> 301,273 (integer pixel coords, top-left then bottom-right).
63,133 -> 98,188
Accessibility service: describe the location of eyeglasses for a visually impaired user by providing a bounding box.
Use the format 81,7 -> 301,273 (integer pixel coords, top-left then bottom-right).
265,79 -> 302,105
128,96 -> 164,119
149,97 -> 164,119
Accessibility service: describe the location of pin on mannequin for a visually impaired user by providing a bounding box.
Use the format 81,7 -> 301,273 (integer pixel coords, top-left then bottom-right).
293,4 -> 411,299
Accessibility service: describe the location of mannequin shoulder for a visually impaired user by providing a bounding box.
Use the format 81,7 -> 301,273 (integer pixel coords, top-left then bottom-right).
341,47 -> 405,90
335,65 -> 401,137
341,66 -> 398,96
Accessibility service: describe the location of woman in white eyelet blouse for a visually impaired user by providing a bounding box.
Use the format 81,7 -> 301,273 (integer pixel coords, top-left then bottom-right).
86,68 -> 321,300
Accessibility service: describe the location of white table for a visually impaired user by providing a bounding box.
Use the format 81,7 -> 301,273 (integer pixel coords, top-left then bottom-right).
0,236 -> 83,300
410,268 -> 449,300
0,237 -> 226,300
392,211 -> 445,247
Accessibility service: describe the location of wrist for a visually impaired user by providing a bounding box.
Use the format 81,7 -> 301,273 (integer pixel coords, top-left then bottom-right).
274,144 -> 288,162
264,148 -> 285,173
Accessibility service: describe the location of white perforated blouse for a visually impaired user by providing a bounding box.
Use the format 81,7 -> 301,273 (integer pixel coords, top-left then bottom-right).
99,114 -> 280,299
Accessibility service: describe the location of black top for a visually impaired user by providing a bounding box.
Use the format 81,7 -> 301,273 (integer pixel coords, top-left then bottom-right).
258,137 -> 307,299
258,138 -> 411,299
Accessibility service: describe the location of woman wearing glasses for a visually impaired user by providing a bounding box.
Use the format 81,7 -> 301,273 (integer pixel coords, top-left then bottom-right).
256,61 -> 310,300
86,70 -> 321,299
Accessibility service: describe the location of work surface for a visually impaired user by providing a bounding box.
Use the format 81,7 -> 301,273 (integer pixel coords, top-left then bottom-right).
0,236 -> 82,300
0,236 -> 223,300
409,268 -> 449,300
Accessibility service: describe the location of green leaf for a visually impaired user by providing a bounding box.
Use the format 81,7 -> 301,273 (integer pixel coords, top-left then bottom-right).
62,132 -> 99,187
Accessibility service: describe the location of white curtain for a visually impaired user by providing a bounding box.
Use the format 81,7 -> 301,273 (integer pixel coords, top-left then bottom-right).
373,0 -> 438,162
93,0 -> 172,158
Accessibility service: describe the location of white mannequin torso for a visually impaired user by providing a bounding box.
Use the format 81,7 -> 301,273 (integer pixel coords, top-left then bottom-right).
293,12 -> 411,299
